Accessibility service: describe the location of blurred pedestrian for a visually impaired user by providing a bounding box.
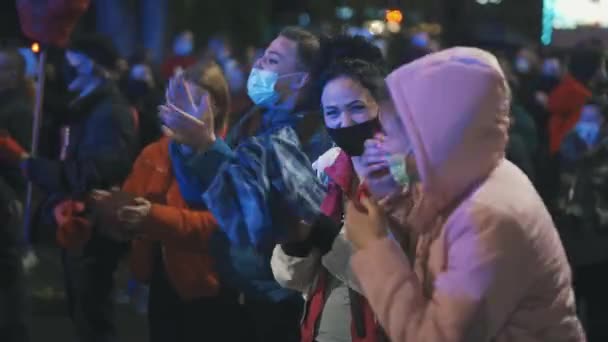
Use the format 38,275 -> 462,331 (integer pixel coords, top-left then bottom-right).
544,45 -> 606,209
89,61 -> 246,342
0,46 -> 33,342
557,98 -> 608,341
123,53 -> 163,149
0,35 -> 138,342
161,31 -> 197,80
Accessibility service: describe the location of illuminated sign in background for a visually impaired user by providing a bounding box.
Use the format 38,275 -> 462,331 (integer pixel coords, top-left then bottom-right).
553,0 -> 608,29
543,0 -> 608,45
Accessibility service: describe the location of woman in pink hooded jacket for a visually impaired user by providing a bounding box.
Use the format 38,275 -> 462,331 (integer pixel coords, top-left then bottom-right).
345,47 -> 586,342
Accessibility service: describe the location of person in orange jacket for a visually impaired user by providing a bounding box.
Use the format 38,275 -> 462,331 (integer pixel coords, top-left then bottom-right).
61,61 -> 246,342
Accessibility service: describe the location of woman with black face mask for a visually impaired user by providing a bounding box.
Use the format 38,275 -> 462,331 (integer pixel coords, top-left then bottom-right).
271,35 -> 409,342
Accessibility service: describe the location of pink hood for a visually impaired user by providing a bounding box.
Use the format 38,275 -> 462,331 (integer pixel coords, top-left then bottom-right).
386,47 -> 511,213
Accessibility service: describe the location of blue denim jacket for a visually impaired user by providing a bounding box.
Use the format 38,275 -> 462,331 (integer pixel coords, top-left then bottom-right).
173,107 -> 331,301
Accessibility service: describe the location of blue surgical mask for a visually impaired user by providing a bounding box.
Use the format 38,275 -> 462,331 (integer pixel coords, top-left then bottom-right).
247,68 -> 280,106
575,122 -> 601,146
174,38 -> 193,57
542,59 -> 560,77
515,57 -> 530,74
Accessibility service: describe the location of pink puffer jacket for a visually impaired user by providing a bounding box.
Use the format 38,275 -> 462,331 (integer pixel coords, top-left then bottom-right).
351,47 -> 586,342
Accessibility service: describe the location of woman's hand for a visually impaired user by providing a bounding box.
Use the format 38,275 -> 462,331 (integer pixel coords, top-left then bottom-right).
160,76 -> 216,152
117,197 -> 152,232
89,189 -> 144,241
0,130 -> 29,165
345,195 -> 388,250
360,135 -> 400,200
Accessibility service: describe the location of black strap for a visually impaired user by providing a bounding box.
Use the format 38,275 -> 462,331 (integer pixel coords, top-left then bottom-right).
349,288 -> 366,338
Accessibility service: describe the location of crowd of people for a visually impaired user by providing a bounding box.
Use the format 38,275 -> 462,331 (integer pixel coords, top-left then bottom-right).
0,24 -> 606,342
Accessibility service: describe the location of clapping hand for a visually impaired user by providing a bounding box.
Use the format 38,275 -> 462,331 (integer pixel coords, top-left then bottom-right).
117,197 -> 152,230
89,189 -> 147,241
159,75 -> 216,151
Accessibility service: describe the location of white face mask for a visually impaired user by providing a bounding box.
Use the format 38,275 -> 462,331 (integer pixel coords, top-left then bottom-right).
246,68 -> 306,107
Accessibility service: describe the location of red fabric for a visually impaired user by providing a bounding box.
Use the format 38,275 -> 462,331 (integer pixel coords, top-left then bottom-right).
17,0 -> 91,48
131,107 -> 140,134
547,74 -> 593,155
302,150 -> 382,342
320,151 -> 354,222
301,271 -> 329,342
0,133 -> 27,165
161,56 -> 197,80
301,270 -> 381,342
54,200 -> 92,249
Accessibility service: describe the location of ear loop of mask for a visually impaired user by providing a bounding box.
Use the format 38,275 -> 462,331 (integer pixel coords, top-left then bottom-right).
277,72 -> 307,90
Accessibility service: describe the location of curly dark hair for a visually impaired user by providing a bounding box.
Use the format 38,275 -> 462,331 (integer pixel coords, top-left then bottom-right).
316,35 -> 389,103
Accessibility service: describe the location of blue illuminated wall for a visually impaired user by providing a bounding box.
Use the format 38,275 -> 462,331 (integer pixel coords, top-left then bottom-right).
95,0 -> 167,64
542,0 -> 556,45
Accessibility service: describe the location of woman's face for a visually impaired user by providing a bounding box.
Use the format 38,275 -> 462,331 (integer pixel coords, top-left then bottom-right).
379,97 -> 411,156
321,76 -> 379,129
378,96 -> 420,188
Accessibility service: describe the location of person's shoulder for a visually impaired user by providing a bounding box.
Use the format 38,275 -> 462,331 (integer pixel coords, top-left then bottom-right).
131,138 -> 170,172
449,161 -> 549,236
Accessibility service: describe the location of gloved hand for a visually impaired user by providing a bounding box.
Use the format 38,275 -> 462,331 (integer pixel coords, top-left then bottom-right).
54,199 -> 92,249
0,131 -> 28,166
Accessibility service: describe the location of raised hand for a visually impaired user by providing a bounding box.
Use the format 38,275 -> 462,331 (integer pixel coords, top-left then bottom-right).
160,76 -> 216,151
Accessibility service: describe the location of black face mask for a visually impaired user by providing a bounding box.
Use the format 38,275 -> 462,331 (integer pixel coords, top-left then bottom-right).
326,117 -> 382,156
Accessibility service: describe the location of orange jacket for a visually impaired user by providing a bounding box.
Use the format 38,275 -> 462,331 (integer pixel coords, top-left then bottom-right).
547,74 -> 592,155
123,137 -> 219,300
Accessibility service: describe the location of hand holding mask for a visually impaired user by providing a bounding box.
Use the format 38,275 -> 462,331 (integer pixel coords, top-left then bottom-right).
359,134 -> 410,200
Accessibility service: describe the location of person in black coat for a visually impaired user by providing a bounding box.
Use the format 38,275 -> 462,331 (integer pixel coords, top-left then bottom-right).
0,35 -> 138,342
0,47 -> 32,342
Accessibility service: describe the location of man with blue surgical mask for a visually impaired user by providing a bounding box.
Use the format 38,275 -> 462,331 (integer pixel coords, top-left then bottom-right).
158,27 -> 332,342
241,30 -> 314,115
